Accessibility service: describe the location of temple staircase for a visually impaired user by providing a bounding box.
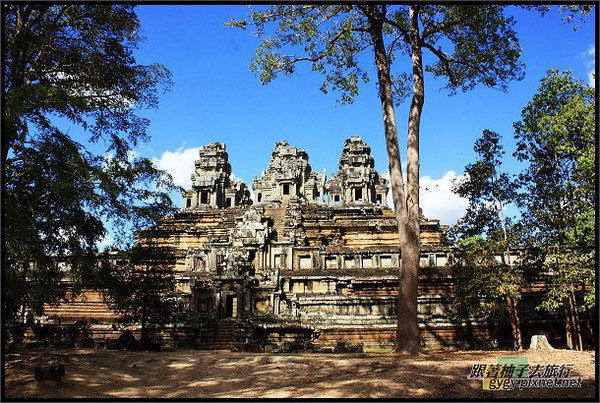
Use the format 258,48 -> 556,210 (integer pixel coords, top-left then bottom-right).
263,205 -> 287,241
212,320 -> 243,350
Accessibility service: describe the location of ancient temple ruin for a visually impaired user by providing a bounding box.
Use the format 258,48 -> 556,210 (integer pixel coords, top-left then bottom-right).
187,137 -> 387,208
39,136 -> 566,351
182,142 -> 251,209
161,136 -> 453,349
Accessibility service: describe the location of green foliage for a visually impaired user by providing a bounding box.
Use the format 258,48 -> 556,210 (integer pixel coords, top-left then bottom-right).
450,130 -> 517,242
4,5 -> 178,321
555,5 -> 594,29
228,5 -> 371,105
539,250 -> 595,311
421,6 -> 524,94
4,5 -> 173,152
227,5 -> 526,105
514,70 -> 595,311
452,237 -> 525,320
100,240 -> 177,336
450,129 -> 524,344
520,5 -> 594,30
449,130 -> 526,326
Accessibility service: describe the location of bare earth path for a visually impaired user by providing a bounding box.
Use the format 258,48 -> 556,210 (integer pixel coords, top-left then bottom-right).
4,348 -> 596,399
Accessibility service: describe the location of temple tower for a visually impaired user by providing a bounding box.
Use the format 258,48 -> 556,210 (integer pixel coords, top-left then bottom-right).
253,141 -> 326,203
182,142 -> 251,209
326,136 -> 388,205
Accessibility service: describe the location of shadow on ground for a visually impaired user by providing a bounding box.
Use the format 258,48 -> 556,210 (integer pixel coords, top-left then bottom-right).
3,348 -> 596,399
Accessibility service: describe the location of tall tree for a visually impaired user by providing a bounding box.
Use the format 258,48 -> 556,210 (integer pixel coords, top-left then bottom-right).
229,5 -> 526,353
100,237 -> 177,347
514,70 -> 595,350
4,5 -> 177,321
451,130 -> 516,242
450,130 -> 524,350
452,236 -> 526,349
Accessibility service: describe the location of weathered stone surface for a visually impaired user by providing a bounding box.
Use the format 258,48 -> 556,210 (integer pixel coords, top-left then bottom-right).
253,141 -> 326,204
327,136 -> 388,206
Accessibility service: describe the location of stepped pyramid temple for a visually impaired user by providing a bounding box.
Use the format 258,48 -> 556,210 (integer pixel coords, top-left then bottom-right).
38,137 -> 570,351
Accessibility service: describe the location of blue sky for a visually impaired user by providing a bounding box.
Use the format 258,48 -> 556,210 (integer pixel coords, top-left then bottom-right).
112,5 -> 595,227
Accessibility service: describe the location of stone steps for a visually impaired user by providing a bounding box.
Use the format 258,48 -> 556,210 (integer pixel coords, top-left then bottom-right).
212,321 -> 242,350
263,206 -> 287,241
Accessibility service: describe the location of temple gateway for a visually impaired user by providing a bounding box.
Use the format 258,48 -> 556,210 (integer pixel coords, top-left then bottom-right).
43,137 -> 565,351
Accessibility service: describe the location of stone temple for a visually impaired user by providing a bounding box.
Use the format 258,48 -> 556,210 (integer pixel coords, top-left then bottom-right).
40,136 -> 566,351
155,136 -> 456,349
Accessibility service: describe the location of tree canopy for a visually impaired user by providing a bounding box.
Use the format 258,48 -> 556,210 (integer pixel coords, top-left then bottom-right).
450,129 -> 517,242
450,130 -> 524,349
99,238 -> 177,347
4,4 -> 178,321
452,70 -> 595,350
514,70 -> 595,350
514,70 -> 595,254
229,5 -> 526,104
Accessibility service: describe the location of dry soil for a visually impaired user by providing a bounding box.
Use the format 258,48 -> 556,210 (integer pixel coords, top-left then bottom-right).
3,348 -> 596,399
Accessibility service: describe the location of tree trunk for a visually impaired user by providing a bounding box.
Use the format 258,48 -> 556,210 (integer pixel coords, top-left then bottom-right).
141,263 -> 149,347
505,294 -> 523,350
368,6 -> 422,354
563,293 -> 583,350
564,291 -> 583,350
395,5 -> 424,354
499,240 -> 523,351
529,334 -> 554,350
141,307 -> 147,347
571,291 -> 583,350
564,296 -> 575,350
586,314 -> 595,348
5,6 -> 27,163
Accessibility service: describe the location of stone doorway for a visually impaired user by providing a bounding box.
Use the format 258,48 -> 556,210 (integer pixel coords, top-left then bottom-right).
354,188 -> 363,201
225,295 -> 238,318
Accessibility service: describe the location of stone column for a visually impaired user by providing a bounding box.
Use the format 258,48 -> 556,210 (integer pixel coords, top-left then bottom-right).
214,290 -> 222,317
243,291 -> 251,315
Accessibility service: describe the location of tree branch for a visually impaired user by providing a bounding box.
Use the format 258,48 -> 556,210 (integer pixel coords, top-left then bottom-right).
419,40 -> 457,86
380,15 -> 411,44
422,16 -> 464,39
386,33 -> 404,63
421,6 -> 485,39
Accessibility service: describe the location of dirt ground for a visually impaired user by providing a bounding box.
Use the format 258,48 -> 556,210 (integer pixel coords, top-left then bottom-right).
3,348 -> 596,399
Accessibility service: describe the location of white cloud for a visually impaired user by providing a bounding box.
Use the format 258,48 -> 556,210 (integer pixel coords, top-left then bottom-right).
384,170 -> 469,226
584,44 -> 595,88
152,146 -> 201,189
420,171 -> 469,225
153,150 -> 467,219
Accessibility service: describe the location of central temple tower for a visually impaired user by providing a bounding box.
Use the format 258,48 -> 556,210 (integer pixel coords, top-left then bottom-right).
253,141 -> 326,203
